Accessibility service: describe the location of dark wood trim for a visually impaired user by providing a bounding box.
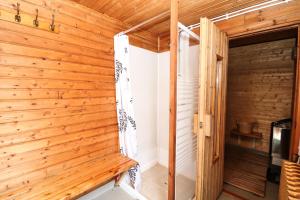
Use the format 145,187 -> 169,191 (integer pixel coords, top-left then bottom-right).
228,24 -> 300,41
168,0 -> 178,199
229,28 -> 298,48
290,25 -> 300,161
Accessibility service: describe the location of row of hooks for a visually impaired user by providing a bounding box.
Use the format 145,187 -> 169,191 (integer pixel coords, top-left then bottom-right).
14,3 -> 56,31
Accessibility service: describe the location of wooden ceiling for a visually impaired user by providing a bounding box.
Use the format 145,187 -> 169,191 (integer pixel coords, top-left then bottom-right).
71,0 -> 269,35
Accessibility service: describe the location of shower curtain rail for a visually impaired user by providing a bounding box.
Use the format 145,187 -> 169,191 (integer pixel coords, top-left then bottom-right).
178,22 -> 200,41
188,0 -> 291,30
119,11 -> 170,36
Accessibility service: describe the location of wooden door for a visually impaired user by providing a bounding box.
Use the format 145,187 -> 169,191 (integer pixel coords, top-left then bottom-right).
196,18 -> 228,200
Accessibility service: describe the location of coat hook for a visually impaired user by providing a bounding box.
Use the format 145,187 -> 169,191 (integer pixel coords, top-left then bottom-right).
50,14 -> 55,31
33,9 -> 39,27
15,3 -> 21,22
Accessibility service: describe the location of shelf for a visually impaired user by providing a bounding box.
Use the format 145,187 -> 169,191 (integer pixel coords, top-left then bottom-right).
230,129 -> 263,139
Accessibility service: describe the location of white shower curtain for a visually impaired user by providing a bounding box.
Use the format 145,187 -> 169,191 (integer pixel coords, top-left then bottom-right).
114,34 -> 141,190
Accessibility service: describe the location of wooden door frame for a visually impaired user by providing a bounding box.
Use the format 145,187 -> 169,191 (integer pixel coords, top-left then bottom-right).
290,25 -> 300,162
168,0 -> 178,200
225,24 -> 300,160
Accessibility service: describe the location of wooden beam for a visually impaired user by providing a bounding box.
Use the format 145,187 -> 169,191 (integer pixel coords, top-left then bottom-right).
168,0 -> 178,199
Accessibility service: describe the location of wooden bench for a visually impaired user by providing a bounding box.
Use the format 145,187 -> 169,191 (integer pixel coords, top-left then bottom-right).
1,153 -> 137,200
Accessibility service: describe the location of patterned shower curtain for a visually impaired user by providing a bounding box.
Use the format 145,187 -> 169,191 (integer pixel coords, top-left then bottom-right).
114,34 -> 141,190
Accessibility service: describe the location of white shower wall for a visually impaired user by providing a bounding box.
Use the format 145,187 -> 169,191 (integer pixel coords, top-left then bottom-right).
128,45 -> 199,180
129,45 -> 158,172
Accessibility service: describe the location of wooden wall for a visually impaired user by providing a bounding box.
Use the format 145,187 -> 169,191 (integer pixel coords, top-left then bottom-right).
0,0 -> 157,196
226,38 -> 296,153
158,0 -> 300,52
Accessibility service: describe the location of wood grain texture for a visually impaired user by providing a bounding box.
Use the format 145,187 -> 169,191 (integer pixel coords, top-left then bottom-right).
279,160 -> 300,200
0,0 -> 158,52
158,0 -> 300,52
168,0 -> 178,199
224,145 -> 269,197
226,39 -> 296,153
196,17 -> 228,200
71,0 -> 272,35
0,0 -> 140,199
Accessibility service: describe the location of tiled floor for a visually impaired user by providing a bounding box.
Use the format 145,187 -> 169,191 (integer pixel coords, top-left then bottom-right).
141,164 -> 195,200
94,187 -> 134,200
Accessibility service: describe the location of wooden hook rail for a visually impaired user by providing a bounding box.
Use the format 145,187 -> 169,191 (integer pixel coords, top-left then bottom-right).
0,6 -> 60,33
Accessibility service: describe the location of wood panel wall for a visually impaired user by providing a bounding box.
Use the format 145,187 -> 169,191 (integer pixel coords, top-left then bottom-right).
226,38 -> 296,153
158,0 -> 300,52
0,0 -> 157,195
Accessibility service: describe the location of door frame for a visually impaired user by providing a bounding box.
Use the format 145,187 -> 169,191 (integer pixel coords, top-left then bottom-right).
227,25 -> 300,161
290,25 -> 300,161
195,23 -> 300,199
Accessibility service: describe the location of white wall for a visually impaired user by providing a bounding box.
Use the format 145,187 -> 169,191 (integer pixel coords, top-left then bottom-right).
129,45 -> 158,172
157,51 -> 170,167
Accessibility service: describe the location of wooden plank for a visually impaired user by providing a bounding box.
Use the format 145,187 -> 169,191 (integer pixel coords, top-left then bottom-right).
279,160 -> 300,200
0,78 -> 115,90
0,109 -> 117,135
0,28 -> 114,62
0,19 -> 112,50
196,18 -> 228,200
0,153 -> 136,200
0,42 -> 113,67
0,54 -> 115,75
0,123 -> 118,155
158,0 -> 300,52
196,18 -> 209,200
0,126 -> 118,170
0,139 -> 117,183
0,117 -> 117,149
0,65 -> 114,83
0,89 -> 115,101
0,7 -> 60,33
224,145 -> 268,197
0,0 -> 148,198
168,0 -> 178,199
0,111 -> 116,136
0,97 -> 116,112
70,0 -> 300,37
0,0 -> 158,52
290,26 -> 300,161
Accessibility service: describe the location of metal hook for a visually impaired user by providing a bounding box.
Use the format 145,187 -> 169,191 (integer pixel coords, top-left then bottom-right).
50,14 -> 55,31
33,9 -> 39,27
15,3 -> 21,22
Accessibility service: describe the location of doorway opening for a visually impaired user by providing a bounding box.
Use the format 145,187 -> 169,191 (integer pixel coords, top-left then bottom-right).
221,27 -> 298,199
